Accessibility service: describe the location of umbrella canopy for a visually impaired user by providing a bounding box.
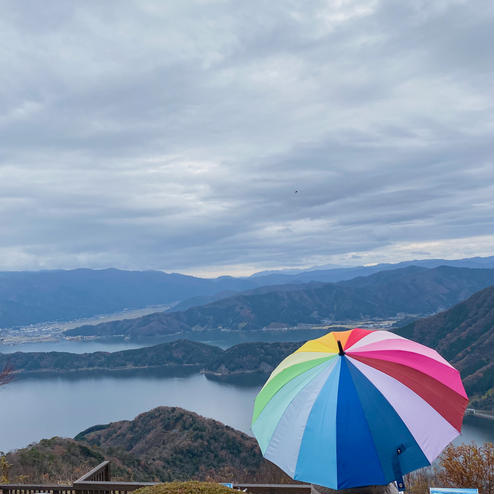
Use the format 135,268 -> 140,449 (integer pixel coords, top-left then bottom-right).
251,329 -> 468,490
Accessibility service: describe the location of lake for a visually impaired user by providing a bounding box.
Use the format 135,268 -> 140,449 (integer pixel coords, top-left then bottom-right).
0,372 -> 491,454
0,340 -> 147,354
0,329 -> 333,353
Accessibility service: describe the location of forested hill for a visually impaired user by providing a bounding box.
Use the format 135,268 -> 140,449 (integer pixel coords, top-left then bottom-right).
66,266 -> 494,340
396,286 -> 494,411
0,340 -> 224,377
5,406 -> 290,483
0,340 -> 300,380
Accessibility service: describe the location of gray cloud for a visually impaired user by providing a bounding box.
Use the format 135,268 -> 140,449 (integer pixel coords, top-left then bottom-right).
0,0 -> 492,275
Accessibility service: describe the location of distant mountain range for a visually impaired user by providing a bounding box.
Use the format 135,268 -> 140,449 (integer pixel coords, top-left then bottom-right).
0,269 -> 257,328
5,406 -> 288,483
396,286 -> 493,411
247,256 -> 494,285
0,256 -> 491,328
66,266 -> 494,340
170,256 -> 494,312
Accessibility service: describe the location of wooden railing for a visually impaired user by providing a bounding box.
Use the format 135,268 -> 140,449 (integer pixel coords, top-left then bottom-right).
0,485 -> 75,494
75,461 -> 111,483
0,461 -> 311,494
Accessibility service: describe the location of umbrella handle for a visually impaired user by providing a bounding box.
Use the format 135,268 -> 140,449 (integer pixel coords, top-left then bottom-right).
337,340 -> 345,355
393,446 -> 406,492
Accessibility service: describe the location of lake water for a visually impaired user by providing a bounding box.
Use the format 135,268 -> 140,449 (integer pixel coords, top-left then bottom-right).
0,372 -> 491,454
0,340 -> 147,354
0,329 -> 333,353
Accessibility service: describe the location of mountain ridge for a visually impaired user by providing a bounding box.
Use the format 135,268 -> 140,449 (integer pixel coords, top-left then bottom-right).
0,256 -> 491,328
247,256 -> 494,284
0,269 -> 256,328
66,266 -> 494,340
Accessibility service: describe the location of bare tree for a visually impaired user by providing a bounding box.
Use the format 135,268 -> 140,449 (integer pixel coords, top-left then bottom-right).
438,442 -> 493,494
0,362 -> 13,386
405,443 -> 494,494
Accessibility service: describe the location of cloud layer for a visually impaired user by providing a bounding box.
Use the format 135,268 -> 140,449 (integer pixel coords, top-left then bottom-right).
0,0 -> 492,275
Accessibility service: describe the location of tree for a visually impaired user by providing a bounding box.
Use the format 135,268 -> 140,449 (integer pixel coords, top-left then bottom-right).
437,443 -> 493,494
405,443 -> 493,494
0,363 -> 13,386
0,361 -> 13,483
0,454 -> 10,483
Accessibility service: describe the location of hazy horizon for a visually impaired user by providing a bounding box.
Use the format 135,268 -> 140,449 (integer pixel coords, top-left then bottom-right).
0,254 -> 491,279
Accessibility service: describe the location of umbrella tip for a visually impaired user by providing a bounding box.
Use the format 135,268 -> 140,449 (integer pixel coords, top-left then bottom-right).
337,340 -> 345,356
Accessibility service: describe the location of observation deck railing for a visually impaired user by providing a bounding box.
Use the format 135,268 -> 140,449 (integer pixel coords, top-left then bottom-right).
0,461 -> 311,494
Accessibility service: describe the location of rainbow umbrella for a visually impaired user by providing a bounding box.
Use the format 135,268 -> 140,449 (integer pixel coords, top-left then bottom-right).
251,329 -> 468,489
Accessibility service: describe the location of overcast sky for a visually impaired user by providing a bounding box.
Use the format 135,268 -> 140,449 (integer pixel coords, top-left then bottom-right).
0,0 -> 492,277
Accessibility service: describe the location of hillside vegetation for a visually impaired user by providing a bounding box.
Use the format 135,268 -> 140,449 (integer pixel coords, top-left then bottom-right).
66,266 -> 493,340
0,340 -> 223,378
5,409 -> 491,491
0,339 -> 301,382
5,407 -> 290,484
0,339 -> 300,380
135,482 -> 238,494
204,341 -> 300,379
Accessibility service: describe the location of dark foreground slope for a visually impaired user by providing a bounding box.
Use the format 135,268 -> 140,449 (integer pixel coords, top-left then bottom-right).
5,407 -> 289,484
396,286 -> 494,411
66,266 -> 493,340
